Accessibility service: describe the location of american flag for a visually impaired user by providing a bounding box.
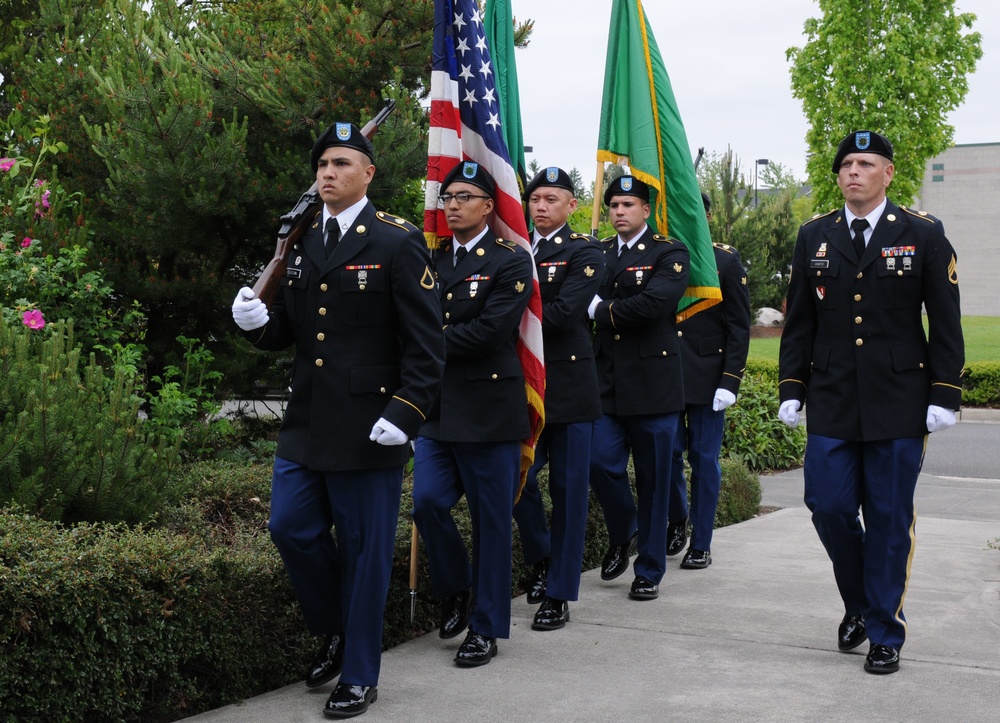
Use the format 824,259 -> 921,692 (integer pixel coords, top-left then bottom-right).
424,0 -> 544,486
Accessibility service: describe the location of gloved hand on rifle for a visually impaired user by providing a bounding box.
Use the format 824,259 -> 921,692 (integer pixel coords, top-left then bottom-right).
232,287 -> 269,331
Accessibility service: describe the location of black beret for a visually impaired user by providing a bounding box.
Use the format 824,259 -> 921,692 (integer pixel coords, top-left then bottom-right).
441,161 -> 496,199
701,191 -> 712,213
832,130 -> 894,173
603,175 -> 649,206
311,122 -> 375,172
524,166 -> 575,200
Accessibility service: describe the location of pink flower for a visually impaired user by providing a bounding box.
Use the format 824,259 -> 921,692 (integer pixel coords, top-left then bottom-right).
22,310 -> 46,330
21,237 -> 32,248
34,178 -> 45,187
41,190 -> 51,209
0,158 -> 15,172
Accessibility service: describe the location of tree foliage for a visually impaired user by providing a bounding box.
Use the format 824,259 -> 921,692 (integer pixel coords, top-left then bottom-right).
1,0 -> 436,391
787,0 -> 982,209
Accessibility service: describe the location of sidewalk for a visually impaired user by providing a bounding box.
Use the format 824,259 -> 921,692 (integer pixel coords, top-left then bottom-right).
187,420 -> 1000,721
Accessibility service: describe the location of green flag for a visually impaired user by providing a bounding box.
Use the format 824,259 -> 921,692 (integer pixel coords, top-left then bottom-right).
597,0 -> 720,318
484,0 -> 526,193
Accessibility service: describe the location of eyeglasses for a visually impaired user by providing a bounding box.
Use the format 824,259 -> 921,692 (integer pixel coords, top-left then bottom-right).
438,192 -> 491,206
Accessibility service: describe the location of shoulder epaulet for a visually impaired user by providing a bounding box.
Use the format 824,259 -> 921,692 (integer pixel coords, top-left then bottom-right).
570,232 -> 597,243
801,208 -> 838,227
713,242 -> 735,254
308,208 -> 323,231
652,234 -> 674,244
898,206 -> 940,224
495,237 -> 518,251
375,210 -> 419,231
600,235 -> 616,245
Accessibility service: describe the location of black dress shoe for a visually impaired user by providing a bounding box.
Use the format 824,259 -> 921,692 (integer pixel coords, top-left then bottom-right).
323,683 -> 377,718
628,575 -> 658,600
439,588 -> 472,640
531,597 -> 570,631
600,532 -> 638,581
680,548 -> 711,569
864,643 -> 900,674
454,630 -> 497,667
306,634 -> 345,688
837,614 -> 867,652
666,518 -> 688,557
524,556 -> 550,604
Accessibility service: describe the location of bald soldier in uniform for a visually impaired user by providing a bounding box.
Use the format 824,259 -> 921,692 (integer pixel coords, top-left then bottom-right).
412,161 -> 534,667
513,167 -> 604,630
587,175 -> 690,602
232,122 -> 444,717
779,130 -> 964,675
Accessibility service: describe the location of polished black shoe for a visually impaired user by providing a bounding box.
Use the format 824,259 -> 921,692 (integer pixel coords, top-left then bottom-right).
628,575 -> 659,600
600,533 -> 638,581
323,683 -> 377,718
439,588 -> 472,640
531,597 -> 570,631
864,643 -> 900,674
524,556 -> 550,604
837,614 -> 867,652
666,518 -> 688,557
680,548 -> 711,569
306,633 -> 345,688
454,630 -> 498,667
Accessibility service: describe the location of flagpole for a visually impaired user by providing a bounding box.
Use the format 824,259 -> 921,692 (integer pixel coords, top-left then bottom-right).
591,161 -> 605,236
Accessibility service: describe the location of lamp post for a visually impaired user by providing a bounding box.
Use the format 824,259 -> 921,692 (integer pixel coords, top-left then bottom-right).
754,158 -> 769,207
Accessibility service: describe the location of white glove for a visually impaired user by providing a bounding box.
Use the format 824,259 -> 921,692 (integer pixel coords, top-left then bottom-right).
232,287 -> 269,331
925,405 -> 957,433
713,388 -> 737,412
778,399 -> 802,428
369,417 -> 408,446
588,295 -> 603,320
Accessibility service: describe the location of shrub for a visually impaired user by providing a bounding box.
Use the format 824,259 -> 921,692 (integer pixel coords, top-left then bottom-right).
715,457 -> 762,527
963,362 -> 1000,407
0,317 -> 182,525
724,367 -> 806,471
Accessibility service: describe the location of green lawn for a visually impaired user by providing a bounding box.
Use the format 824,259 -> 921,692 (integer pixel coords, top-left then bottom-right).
748,315 -> 1000,364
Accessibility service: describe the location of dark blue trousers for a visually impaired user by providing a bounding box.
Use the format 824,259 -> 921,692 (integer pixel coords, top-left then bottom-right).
590,412 -> 680,585
268,457 -> 403,687
803,434 -> 926,650
412,437 -> 520,639
669,402 -> 725,550
513,421 -> 593,601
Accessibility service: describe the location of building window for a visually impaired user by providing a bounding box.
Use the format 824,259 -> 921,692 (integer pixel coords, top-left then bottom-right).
932,163 -> 944,170
932,175 -> 944,182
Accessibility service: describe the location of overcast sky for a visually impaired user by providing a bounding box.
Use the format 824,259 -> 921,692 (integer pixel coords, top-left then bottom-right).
510,0 -> 999,187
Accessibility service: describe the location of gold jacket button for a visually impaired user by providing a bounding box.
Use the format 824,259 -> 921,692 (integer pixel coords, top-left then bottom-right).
445,312 -> 451,320
319,307 -> 327,315
380,386 -> 386,393
613,334 -> 621,341
677,330 -> 683,337
491,373 -> 498,380
855,316 -> 862,324
320,283 -> 328,292
317,332 -> 325,341
855,338 -> 864,347
856,272 -> 863,279
570,355 -> 577,361
854,294 -> 862,301
661,350 -> 667,356
919,363 -> 925,369
447,292 -> 453,300
315,359 -> 324,367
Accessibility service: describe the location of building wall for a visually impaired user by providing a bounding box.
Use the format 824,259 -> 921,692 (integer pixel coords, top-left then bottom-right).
914,143 -> 1000,317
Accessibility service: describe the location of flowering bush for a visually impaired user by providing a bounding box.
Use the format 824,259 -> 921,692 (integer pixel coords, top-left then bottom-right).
1,112 -> 146,354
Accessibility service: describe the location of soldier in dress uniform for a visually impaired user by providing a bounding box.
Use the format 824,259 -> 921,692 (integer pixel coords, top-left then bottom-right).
231,122 -> 444,718
779,130 -> 964,675
666,192 -> 751,569
411,161 -> 534,667
587,175 -> 690,601
512,167 -> 604,630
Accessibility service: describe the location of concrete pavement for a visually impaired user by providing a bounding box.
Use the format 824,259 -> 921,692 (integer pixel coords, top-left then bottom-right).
186,415 -> 1000,722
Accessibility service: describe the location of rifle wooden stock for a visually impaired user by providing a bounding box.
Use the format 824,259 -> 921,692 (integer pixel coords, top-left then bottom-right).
250,100 -> 397,308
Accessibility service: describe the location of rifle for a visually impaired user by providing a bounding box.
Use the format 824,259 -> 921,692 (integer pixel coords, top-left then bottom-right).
250,100 -> 397,308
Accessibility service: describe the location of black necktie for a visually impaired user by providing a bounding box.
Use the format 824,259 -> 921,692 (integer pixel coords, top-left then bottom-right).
325,217 -> 340,258
534,237 -> 547,256
851,218 -> 869,260
618,242 -> 627,257
455,245 -> 467,268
